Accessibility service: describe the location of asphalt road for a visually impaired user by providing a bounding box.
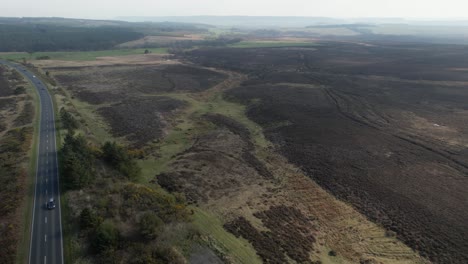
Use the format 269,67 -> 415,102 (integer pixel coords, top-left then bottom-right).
0,60 -> 64,264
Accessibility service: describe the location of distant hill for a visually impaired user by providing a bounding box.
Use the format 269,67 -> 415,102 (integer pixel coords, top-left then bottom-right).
0,17 -> 210,52
117,16 -> 346,28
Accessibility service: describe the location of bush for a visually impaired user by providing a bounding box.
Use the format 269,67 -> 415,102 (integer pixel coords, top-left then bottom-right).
60,108 -> 79,132
101,141 -> 141,180
153,246 -> 187,264
139,211 -> 163,239
92,222 -> 120,253
79,208 -> 101,230
36,56 -> 51,60
14,86 -> 25,95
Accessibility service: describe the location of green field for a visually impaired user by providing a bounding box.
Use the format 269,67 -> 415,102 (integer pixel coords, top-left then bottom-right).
229,41 -> 318,48
0,48 -> 168,61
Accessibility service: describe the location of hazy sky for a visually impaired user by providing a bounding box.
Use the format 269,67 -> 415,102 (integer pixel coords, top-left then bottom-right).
2,0 -> 468,20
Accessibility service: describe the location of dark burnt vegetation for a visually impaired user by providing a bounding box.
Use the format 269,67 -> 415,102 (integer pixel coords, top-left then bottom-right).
13,101 -> 34,127
157,114 -> 273,204
0,127 -> 31,263
224,206 -> 316,264
204,113 -> 272,179
188,42 -> 468,81
0,66 -> 34,263
53,64 -> 226,97
98,97 -> 186,147
189,43 -> 468,263
52,64 -> 226,147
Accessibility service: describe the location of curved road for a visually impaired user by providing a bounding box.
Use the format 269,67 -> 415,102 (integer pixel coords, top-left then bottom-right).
0,60 -> 64,264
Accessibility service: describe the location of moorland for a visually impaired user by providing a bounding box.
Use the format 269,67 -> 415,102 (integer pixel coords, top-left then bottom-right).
1,16 -> 468,264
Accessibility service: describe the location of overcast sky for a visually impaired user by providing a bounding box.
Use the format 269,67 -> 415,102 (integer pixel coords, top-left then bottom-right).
2,0 -> 468,20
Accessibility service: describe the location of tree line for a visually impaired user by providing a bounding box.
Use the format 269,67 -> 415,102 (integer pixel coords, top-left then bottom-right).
0,24 -> 143,52
59,109 -> 141,189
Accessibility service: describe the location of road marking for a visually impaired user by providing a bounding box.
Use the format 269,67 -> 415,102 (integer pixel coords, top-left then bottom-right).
45,235 -> 47,242
44,256 -> 46,264
45,189 -> 47,195
45,217 -> 47,223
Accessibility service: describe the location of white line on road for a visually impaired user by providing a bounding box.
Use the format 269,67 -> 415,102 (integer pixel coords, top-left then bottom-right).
44,255 -> 46,264
45,217 -> 47,223
45,235 -> 47,242
45,189 -> 47,195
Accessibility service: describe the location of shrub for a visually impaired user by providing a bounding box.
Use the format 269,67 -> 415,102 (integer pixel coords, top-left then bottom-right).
60,108 -> 79,132
14,86 -> 25,95
92,221 -> 120,253
79,208 -> 101,230
101,141 -> 141,180
139,211 -> 163,239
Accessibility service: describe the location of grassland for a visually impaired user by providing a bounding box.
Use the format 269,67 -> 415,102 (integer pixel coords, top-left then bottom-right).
229,40 -> 318,48
0,48 -> 167,61
192,209 -> 262,264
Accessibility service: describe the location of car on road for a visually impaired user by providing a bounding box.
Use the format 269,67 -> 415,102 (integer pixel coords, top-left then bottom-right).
46,198 -> 56,210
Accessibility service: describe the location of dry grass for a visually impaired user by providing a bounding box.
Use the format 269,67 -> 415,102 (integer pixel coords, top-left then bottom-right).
33,54 -> 177,68
117,34 -> 206,48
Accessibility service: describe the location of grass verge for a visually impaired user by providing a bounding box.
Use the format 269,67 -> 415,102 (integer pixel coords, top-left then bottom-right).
15,69 -> 41,264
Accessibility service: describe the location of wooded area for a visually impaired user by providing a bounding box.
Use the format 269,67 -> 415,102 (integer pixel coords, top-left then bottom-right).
0,24 -> 143,52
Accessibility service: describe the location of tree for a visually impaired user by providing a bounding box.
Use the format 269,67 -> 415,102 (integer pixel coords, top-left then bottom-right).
61,134 -> 94,189
144,49 -> 150,54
